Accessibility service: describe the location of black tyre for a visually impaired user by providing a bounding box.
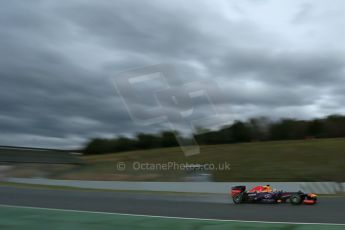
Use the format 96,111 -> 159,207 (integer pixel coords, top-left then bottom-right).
290,194 -> 303,205
233,193 -> 244,204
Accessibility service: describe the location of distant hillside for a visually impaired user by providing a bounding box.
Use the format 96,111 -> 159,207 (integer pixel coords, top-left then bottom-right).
58,138 -> 345,182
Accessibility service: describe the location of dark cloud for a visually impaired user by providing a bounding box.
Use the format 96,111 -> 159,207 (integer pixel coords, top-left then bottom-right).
0,0 -> 344,148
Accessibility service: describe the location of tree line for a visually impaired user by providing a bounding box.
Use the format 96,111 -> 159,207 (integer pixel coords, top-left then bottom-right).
84,114 -> 345,154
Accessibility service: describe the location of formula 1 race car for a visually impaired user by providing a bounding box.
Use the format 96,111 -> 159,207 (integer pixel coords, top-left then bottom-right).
231,185 -> 317,205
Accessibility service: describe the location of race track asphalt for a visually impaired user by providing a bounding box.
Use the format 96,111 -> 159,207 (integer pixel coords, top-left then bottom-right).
0,185 -> 343,224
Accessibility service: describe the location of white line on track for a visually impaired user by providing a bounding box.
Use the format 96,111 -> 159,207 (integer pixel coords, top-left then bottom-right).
0,204 -> 344,226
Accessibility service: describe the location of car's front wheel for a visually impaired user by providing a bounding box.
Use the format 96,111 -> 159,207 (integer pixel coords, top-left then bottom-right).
290,194 -> 303,205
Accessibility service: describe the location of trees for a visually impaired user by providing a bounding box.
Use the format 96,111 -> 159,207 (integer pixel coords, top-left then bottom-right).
135,133 -> 159,149
230,121 -> 251,142
84,138 -> 113,155
307,119 -> 324,137
269,119 -> 308,140
324,115 -> 345,137
160,131 -> 178,147
83,114 -> 345,154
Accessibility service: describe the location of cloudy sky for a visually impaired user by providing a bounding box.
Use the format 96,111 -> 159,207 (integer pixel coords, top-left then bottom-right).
1,0 -> 345,148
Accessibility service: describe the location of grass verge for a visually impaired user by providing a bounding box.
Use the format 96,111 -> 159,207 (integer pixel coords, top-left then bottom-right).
0,205 -> 344,230
76,138 -> 345,181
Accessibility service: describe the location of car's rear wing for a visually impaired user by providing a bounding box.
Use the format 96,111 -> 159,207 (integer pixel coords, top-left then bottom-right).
231,185 -> 246,197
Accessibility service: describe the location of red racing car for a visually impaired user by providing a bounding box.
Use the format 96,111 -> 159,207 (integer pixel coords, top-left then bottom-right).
231,185 -> 317,205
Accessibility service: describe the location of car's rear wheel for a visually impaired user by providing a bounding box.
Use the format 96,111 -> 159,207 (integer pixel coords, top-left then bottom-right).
290,194 -> 303,205
233,193 -> 243,204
